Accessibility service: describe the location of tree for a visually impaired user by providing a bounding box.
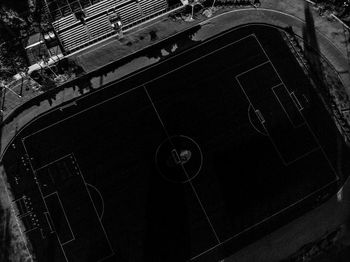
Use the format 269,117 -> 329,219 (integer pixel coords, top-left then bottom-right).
0,5 -> 30,83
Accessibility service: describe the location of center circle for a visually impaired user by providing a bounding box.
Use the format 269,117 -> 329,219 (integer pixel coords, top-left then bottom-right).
155,135 -> 203,183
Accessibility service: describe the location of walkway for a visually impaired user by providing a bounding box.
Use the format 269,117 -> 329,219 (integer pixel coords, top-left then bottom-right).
1,1 -> 350,261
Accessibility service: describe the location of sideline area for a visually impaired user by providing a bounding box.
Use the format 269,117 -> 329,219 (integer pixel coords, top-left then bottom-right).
1,1 -> 350,261
3,0 -> 350,152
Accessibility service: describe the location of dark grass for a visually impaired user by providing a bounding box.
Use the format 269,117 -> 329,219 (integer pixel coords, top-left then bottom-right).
2,24 -> 350,262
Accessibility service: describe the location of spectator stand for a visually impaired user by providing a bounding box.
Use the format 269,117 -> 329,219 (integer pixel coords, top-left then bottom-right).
106,9 -> 123,38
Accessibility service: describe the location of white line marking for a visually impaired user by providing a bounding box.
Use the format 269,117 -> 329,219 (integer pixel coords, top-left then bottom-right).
44,212 -> 54,233
23,148 -> 115,260
71,153 -> 115,260
185,168 -> 221,244
8,16 -> 340,262
61,238 -> 75,246
12,196 -> 26,204
0,26 -> 268,164
243,35 -> 330,166
251,34 -> 339,178
43,191 -> 58,199
23,86 -> 139,141
236,76 -> 287,165
239,74 -> 318,166
17,211 -> 32,218
252,34 -> 289,93
97,253 -> 115,262
269,82 -> 284,90
180,135 -> 204,183
235,53 -> 331,167
1,7 -> 344,164
15,28 -> 340,262
271,84 -> 305,128
44,192 -> 75,244
189,179 -> 337,261
283,146 -> 321,166
144,86 -> 221,244
23,34 -> 256,141
235,60 -> 270,78
23,226 -> 39,234
299,113 -> 340,180
290,92 -> 304,111
265,131 -> 287,165
13,197 -> 28,216
21,140 -> 69,262
155,135 -> 203,184
47,168 -> 55,186
247,104 -> 267,136
143,86 -> 171,137
200,7 -> 346,58
236,77 -> 256,116
86,183 -> 105,220
35,153 -> 72,172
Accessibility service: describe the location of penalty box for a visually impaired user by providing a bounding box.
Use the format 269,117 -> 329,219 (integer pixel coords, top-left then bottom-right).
236,58 -> 324,166
33,153 -> 114,261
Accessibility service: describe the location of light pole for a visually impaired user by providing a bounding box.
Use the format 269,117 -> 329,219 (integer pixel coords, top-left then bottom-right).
42,55 -> 57,78
0,82 -> 22,98
187,0 -> 204,21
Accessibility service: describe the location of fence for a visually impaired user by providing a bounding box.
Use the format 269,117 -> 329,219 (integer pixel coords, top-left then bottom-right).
283,27 -> 350,142
301,0 -> 350,142
2,1 -> 350,125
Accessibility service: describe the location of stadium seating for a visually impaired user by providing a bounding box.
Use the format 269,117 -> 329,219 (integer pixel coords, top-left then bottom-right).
52,14 -> 77,32
86,15 -> 111,40
59,24 -> 90,51
140,0 -> 168,16
50,0 -> 170,54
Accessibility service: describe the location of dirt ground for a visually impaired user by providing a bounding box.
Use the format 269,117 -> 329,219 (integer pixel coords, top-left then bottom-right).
2,1 -> 350,261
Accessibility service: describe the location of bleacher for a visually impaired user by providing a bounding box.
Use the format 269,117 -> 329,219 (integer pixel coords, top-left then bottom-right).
59,24 -> 91,51
52,14 -> 76,32
140,0 -> 168,16
84,0 -> 129,17
50,0 -> 171,54
86,15 -> 111,40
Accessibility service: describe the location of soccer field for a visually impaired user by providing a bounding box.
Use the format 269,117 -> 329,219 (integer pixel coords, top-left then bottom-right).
3,24 -> 349,262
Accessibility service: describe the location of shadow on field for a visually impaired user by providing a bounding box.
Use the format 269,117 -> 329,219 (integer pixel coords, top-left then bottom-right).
302,2 -> 348,183
303,1 -> 350,253
302,2 -> 323,81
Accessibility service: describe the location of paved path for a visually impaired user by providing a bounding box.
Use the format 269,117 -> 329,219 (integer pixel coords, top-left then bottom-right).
181,4 -> 350,261
195,4 -> 350,90
1,1 -> 350,261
